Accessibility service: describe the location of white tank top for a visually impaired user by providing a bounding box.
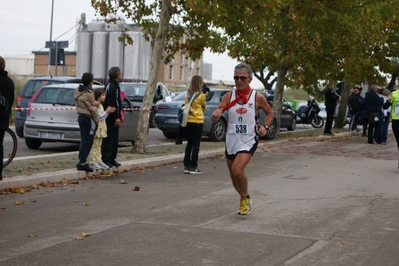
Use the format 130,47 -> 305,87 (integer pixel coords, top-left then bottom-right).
226,90 -> 258,155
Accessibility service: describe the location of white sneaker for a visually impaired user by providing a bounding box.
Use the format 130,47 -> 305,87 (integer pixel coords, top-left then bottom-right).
98,162 -> 110,170
90,162 -> 101,170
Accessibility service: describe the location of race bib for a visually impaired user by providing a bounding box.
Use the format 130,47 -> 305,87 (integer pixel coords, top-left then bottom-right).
396,104 -> 399,116
228,124 -> 249,134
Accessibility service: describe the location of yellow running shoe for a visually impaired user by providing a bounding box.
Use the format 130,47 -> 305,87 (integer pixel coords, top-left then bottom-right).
238,197 -> 252,215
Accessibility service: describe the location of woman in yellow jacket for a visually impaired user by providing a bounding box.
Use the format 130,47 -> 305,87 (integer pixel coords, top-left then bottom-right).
183,75 -> 207,174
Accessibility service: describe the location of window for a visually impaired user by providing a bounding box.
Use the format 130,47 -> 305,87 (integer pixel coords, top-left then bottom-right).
179,66 -> 183,80
169,65 -> 173,79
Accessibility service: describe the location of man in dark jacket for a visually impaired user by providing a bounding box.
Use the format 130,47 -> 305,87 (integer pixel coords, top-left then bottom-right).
347,86 -> 362,132
324,84 -> 339,135
0,56 -> 15,180
102,67 -> 123,168
365,85 -> 384,144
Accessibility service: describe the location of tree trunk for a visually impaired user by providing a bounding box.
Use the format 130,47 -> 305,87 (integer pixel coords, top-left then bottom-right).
386,73 -> 398,92
334,80 -> 351,128
272,68 -> 288,127
133,0 -> 171,154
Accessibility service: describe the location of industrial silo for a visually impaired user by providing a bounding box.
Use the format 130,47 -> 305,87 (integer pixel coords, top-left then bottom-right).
108,31 -> 124,76
140,36 -> 152,81
87,20 -> 105,32
91,31 -> 109,80
76,31 -> 92,77
124,31 -> 142,81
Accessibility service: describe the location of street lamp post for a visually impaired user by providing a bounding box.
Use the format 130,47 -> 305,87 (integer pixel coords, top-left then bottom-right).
47,0 -> 54,76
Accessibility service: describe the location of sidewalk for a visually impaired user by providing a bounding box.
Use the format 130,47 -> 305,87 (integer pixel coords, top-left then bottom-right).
1,129 -> 395,190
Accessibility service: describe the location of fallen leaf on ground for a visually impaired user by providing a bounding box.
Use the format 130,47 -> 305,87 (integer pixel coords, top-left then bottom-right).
30,199 -> 37,202
133,186 -> 140,191
83,203 -> 89,206
75,236 -> 84,240
28,234 -> 37,238
81,232 -> 91,237
13,201 -> 25,205
120,179 -> 128,184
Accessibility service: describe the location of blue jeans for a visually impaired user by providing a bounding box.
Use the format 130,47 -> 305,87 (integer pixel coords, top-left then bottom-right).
183,122 -> 203,168
78,115 -> 97,163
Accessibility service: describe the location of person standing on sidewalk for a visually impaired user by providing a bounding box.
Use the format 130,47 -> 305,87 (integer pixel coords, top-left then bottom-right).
74,72 -> 100,172
0,56 -> 14,181
324,84 -> 339,136
88,88 -> 115,170
102,67 -> 122,168
211,63 -> 274,215
183,75 -> 207,174
384,89 -> 399,168
348,86 -> 362,133
380,89 -> 391,144
366,85 -> 384,144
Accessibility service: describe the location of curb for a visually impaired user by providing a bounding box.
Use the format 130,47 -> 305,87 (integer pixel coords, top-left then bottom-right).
0,130 -> 357,190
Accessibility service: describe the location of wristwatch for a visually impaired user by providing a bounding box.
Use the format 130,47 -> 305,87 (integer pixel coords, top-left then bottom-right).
263,125 -> 269,130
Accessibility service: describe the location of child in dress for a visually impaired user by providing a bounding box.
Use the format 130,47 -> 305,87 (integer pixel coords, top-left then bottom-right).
88,88 -> 115,170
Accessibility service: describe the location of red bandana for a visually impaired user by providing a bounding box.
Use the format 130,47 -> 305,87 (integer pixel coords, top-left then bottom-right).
219,86 -> 252,111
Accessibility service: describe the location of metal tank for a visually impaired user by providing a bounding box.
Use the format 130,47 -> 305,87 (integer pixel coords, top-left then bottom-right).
123,31 -> 152,82
87,20 -> 105,32
123,31 -> 142,81
76,31 -> 92,77
91,32 -> 109,80
107,32 -> 124,75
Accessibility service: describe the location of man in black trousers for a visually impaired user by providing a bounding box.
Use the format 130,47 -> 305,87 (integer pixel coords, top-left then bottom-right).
102,67 -> 122,167
324,84 -> 339,136
0,56 -> 15,180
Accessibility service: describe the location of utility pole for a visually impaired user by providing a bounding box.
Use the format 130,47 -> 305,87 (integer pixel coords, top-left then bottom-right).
47,0 -> 54,77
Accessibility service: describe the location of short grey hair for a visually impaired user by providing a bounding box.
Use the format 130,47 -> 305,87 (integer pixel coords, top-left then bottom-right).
108,66 -> 121,80
234,63 -> 253,78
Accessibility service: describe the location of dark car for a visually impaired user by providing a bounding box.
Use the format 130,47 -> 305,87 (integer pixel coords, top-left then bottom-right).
15,76 -> 103,137
260,92 -> 296,131
154,88 -> 280,141
119,82 -> 174,128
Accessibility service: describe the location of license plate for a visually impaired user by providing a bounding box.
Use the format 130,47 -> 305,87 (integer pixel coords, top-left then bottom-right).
166,118 -> 179,124
38,132 -> 64,139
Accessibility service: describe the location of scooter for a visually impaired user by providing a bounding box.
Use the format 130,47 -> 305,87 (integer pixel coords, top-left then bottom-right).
295,97 -> 325,128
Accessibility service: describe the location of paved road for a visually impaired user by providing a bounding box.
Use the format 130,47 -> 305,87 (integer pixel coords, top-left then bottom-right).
1,132 -> 399,265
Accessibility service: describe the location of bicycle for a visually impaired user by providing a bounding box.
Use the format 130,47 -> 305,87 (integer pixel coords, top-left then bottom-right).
3,128 -> 17,167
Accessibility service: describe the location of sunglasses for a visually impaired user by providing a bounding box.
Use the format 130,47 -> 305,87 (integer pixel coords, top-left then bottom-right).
233,76 -> 250,81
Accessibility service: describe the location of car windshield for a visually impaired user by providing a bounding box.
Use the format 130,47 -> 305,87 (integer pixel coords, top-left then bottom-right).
21,80 -> 65,98
120,83 -> 147,97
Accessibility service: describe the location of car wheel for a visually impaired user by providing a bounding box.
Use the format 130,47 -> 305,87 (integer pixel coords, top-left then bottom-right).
263,119 -> 277,140
287,117 -> 296,131
25,138 -> 42,149
162,130 -> 177,139
208,119 -> 226,141
16,127 -> 24,138
149,110 -> 157,128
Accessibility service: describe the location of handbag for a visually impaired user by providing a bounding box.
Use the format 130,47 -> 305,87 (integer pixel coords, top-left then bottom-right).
178,92 -> 199,127
369,112 -> 381,124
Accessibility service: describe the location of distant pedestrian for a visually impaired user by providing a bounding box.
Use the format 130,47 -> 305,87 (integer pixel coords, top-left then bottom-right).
88,88 -> 115,170
348,86 -> 362,133
384,89 -> 399,168
74,72 -> 99,172
366,85 -> 383,144
102,67 -> 123,168
323,84 -> 339,136
211,63 -> 274,215
183,75 -> 207,174
359,93 -> 369,137
380,89 -> 391,144
0,56 -> 15,181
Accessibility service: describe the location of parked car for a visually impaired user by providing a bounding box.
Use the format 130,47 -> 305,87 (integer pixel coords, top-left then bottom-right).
23,83 -> 139,149
154,88 -> 280,141
260,92 -> 296,131
119,82 -> 174,128
15,76 -> 103,138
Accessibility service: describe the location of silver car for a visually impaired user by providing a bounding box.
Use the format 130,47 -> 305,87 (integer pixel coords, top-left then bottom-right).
23,83 -> 139,149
